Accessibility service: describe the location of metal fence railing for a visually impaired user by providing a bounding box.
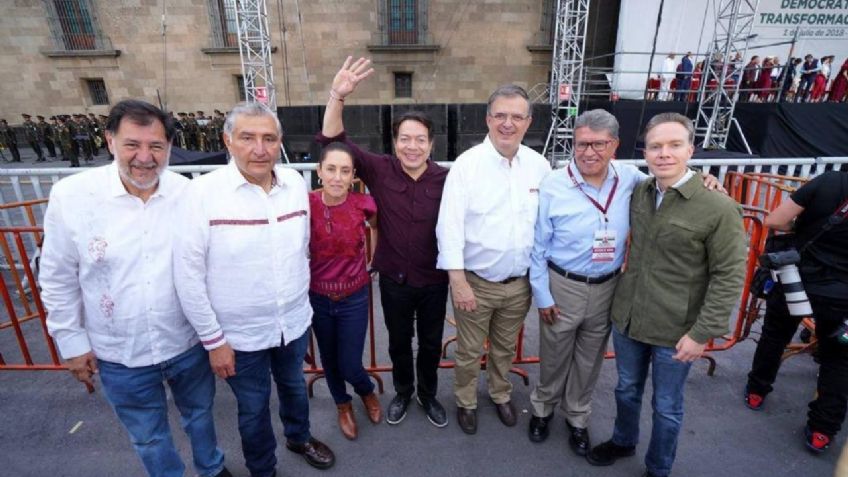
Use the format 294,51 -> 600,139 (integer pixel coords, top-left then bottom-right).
1,158 -> 847,227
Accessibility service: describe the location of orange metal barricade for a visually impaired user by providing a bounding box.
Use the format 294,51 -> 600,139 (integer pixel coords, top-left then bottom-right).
0,226 -> 64,372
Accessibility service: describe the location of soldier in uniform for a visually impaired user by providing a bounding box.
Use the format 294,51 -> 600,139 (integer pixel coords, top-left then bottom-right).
37,115 -> 57,160
23,114 -> 45,161
0,118 -> 22,162
88,113 -> 102,156
176,112 -> 189,149
186,112 -> 199,151
50,116 -> 65,161
56,116 -> 80,167
210,109 -> 225,152
73,114 -> 93,163
196,111 -> 210,152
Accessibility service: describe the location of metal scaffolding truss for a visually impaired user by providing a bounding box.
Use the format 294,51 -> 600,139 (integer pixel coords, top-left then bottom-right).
235,0 -> 277,108
543,0 -> 591,168
694,0 -> 760,150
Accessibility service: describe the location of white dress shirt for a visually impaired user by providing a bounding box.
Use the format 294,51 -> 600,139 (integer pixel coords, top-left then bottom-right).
174,161 -> 311,352
40,164 -> 197,367
436,135 -> 552,282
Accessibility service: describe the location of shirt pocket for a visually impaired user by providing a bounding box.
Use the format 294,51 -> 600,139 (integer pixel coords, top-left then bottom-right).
656,218 -> 710,279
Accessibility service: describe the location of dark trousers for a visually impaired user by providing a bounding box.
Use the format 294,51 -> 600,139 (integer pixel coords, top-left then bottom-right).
379,274 -> 448,399
5,143 -> 21,162
674,79 -> 691,101
27,140 -> 43,160
309,286 -> 375,404
44,138 -> 56,157
747,289 -> 848,436
797,75 -> 815,102
225,332 -> 311,477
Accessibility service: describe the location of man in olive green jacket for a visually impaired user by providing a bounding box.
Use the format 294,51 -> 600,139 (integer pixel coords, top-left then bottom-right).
587,113 -> 746,477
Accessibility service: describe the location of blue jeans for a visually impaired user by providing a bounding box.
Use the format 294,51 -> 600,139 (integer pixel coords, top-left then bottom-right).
611,327 -> 692,477
98,343 -> 224,477
226,331 -> 311,477
310,286 -> 375,404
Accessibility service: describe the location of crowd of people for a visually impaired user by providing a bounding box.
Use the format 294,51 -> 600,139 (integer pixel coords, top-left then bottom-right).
34,56 -> 847,477
0,109 -> 227,166
0,113 -> 106,165
653,52 -> 848,103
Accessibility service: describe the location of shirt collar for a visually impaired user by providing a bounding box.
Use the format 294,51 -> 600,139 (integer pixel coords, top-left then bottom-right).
483,135 -> 522,167
651,169 -> 698,199
106,163 -> 169,199
224,159 -> 283,193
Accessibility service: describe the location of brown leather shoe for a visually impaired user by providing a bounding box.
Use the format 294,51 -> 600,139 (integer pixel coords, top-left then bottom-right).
337,402 -> 357,440
457,407 -> 477,435
361,392 -> 382,424
493,400 -> 517,427
286,437 -> 336,470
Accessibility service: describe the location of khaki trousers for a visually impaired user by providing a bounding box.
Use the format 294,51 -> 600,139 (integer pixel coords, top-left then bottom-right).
529,270 -> 618,428
453,271 -> 531,409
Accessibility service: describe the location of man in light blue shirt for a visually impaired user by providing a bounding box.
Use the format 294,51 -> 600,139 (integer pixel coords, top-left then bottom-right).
528,109 -> 645,455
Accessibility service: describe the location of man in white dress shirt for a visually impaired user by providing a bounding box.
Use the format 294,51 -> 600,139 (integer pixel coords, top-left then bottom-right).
659,54 -> 677,101
40,99 -> 230,477
174,102 -> 334,477
436,85 -> 552,434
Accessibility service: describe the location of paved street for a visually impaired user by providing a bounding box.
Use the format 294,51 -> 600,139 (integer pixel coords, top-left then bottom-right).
0,273 -> 840,477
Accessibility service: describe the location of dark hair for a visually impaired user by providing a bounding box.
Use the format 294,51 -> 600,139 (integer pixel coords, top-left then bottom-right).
106,99 -> 175,141
486,84 -> 531,116
319,141 -> 355,166
391,111 -> 434,141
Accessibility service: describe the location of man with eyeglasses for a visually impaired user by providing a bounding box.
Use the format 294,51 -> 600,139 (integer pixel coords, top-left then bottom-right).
436,84 -> 551,434
527,109 -> 643,455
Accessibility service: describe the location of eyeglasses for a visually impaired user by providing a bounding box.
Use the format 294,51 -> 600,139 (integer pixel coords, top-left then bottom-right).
489,113 -> 530,123
323,206 -> 332,234
574,140 -> 614,152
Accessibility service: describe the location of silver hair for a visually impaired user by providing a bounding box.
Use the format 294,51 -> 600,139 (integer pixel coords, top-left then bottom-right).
486,84 -> 531,116
574,109 -> 619,139
644,112 -> 695,144
223,102 -> 282,139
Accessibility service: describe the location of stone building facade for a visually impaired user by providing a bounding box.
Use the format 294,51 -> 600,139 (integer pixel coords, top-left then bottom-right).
0,0 -> 559,118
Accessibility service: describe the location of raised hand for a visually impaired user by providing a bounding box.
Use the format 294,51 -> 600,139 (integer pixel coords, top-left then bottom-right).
331,56 -> 375,99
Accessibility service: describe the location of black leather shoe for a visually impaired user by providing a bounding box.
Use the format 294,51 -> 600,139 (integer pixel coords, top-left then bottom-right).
285,437 -> 335,470
386,394 -> 412,425
586,439 -> 636,466
642,471 -> 662,477
567,423 -> 591,456
417,395 -> 448,427
457,407 -> 477,435
528,415 -> 553,443
493,400 -> 517,427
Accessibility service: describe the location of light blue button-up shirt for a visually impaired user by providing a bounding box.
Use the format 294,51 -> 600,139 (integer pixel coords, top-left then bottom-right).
530,162 -> 647,308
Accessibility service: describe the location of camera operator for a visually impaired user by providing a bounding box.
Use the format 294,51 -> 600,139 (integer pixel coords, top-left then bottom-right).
744,170 -> 848,454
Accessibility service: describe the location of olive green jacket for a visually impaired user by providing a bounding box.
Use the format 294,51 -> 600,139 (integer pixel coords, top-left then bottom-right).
611,174 -> 747,347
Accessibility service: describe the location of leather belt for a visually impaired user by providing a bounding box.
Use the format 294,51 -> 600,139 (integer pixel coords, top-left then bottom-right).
470,271 -> 527,285
547,261 -> 621,285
